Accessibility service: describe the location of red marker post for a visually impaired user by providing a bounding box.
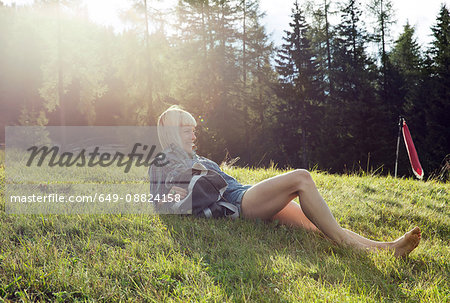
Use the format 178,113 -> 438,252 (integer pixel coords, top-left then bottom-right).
395,117 -> 424,179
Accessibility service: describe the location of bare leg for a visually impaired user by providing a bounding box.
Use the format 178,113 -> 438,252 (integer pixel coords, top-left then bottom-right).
343,229 -> 390,248
242,170 -> 365,247
241,169 -> 421,256
271,200 -> 387,243
272,201 -> 421,255
271,200 -> 320,232
271,201 -> 386,242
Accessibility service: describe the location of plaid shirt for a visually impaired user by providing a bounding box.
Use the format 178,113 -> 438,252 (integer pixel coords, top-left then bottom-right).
148,144 -> 200,196
148,144 -> 249,202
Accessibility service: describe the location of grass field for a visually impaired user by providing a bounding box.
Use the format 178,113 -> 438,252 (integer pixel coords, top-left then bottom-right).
0,162 -> 449,302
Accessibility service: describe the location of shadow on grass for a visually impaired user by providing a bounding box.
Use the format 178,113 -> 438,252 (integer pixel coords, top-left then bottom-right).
159,215 -> 420,302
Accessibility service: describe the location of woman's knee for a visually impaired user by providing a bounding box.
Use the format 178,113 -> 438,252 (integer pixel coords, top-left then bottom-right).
292,169 -> 314,192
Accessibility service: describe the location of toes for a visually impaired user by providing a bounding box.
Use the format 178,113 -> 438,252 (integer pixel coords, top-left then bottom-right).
412,234 -> 420,247
409,227 -> 421,237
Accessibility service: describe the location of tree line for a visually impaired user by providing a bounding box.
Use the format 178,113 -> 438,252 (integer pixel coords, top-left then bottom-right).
0,0 -> 448,179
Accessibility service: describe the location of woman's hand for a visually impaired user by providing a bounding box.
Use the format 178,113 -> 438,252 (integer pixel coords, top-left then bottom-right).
169,186 -> 188,200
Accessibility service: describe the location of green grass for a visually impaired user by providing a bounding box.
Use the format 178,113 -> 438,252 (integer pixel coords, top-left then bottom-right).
0,163 -> 449,302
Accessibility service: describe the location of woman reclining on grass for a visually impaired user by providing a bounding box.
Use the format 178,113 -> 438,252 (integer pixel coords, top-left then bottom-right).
149,105 -> 421,258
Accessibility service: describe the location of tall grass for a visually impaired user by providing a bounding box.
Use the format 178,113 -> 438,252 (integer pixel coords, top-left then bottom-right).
0,164 -> 448,302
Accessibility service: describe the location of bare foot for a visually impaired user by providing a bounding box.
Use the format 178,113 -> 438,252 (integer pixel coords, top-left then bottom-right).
391,227 -> 421,257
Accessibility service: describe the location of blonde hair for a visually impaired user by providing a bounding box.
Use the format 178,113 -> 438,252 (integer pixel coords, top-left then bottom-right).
157,105 -> 197,150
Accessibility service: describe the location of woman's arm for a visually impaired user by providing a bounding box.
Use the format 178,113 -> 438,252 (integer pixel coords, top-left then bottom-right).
148,156 -> 190,199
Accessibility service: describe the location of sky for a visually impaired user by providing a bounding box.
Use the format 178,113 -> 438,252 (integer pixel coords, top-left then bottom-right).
259,0 -> 449,49
4,0 -> 449,49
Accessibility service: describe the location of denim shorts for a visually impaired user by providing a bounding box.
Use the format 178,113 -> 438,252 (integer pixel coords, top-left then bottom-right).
223,184 -> 252,217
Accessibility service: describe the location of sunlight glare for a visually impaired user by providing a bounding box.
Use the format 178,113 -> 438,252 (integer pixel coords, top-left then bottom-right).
84,0 -> 130,30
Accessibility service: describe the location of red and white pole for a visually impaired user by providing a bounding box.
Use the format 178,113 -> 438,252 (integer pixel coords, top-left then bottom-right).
401,118 -> 424,179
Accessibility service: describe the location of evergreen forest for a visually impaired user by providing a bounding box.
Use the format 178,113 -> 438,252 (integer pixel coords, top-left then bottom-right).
1,0 -> 449,179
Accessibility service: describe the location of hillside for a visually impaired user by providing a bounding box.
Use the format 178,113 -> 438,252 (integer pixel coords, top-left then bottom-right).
0,166 -> 448,302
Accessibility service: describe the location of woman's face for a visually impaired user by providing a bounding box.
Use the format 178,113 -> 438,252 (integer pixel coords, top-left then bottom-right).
179,125 -> 196,154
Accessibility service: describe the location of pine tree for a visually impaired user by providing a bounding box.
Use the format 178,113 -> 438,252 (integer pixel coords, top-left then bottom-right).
309,0 -> 336,95
421,4 -> 450,175
368,0 -> 396,100
38,1 -> 109,126
171,0 -> 244,161
329,0 -> 383,171
389,22 -> 422,115
388,22 -> 423,176
0,4 -> 47,133
275,0 -> 322,168
119,0 -> 176,124
238,0 -> 277,165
